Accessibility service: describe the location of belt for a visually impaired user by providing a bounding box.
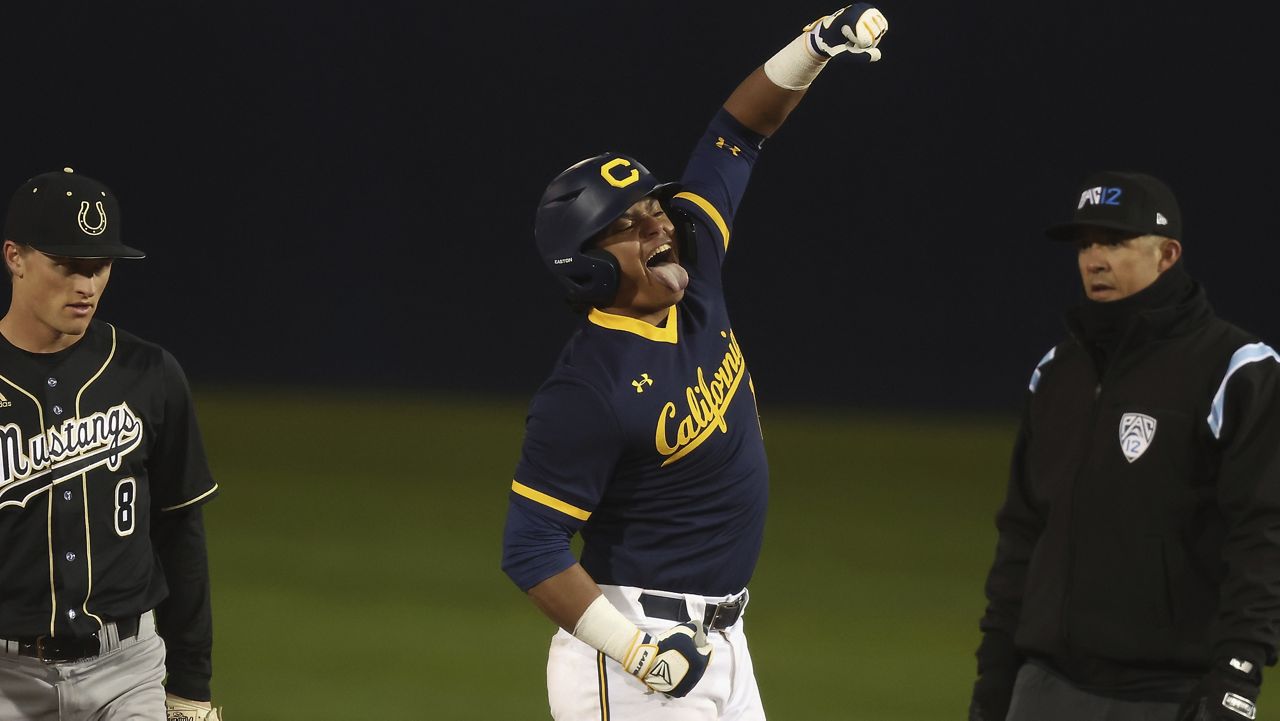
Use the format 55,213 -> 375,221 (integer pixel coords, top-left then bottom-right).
639,590 -> 748,631
8,615 -> 140,663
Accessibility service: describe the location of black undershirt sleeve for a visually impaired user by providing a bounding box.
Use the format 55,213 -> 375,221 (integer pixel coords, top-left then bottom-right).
152,505 -> 213,701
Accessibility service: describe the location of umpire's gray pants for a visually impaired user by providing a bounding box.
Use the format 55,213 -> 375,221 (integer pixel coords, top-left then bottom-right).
1006,662 -> 1182,721
0,612 -> 166,721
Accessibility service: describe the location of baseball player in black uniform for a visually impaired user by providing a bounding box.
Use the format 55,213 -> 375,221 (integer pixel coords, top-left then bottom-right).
501,6 -> 889,719
0,169 -> 222,720
969,172 -> 1280,721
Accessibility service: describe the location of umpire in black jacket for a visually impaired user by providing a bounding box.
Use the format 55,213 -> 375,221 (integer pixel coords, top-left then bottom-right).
970,171 -> 1280,721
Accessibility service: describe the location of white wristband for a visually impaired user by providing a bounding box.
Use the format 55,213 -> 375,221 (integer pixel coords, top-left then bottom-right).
572,595 -> 650,672
763,33 -> 829,91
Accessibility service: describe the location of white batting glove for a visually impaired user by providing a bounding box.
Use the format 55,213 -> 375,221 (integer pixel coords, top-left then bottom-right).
621,621 -> 713,697
805,3 -> 889,62
166,694 -> 224,721
573,595 -> 713,698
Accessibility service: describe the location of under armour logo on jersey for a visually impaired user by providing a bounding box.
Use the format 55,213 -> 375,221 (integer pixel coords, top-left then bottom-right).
715,137 -> 741,156
632,373 -> 654,393
77,200 -> 108,236
1119,412 -> 1157,463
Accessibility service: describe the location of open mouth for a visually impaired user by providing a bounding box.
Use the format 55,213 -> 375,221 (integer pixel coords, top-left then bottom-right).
646,243 -> 676,268
644,241 -> 690,293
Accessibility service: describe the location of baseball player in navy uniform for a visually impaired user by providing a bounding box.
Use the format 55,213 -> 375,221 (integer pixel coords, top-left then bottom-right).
501,6 -> 889,719
0,169 -> 222,720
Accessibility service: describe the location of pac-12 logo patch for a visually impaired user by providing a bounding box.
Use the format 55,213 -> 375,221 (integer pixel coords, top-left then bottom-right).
1119,412 -> 1157,463
1078,186 -> 1123,209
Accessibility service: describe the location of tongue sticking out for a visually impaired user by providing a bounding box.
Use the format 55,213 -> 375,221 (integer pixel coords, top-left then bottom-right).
649,262 -> 690,293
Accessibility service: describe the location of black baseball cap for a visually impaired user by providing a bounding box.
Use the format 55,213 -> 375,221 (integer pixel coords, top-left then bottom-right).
1045,171 -> 1182,242
3,168 -> 146,259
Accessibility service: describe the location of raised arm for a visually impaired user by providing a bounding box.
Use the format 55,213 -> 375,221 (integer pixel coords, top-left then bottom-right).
724,3 -> 888,137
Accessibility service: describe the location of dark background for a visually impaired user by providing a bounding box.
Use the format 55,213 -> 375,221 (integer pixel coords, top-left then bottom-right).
3,0 -> 1276,413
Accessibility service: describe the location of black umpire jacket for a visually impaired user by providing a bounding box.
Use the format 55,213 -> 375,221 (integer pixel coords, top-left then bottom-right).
979,266 -> 1280,695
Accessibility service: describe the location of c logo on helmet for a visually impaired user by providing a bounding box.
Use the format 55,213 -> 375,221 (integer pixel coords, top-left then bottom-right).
77,201 -> 108,236
600,158 -> 639,188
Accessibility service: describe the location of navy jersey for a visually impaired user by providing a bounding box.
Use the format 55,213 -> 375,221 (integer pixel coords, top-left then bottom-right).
504,111 -> 769,596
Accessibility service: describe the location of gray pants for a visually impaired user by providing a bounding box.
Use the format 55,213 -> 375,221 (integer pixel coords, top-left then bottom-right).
1006,662 -> 1182,721
0,612 -> 166,721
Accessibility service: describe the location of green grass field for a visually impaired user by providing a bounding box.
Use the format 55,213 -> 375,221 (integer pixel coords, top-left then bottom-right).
194,390 -> 1276,720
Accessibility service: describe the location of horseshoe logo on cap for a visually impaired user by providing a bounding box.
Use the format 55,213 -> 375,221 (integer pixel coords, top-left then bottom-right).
77,201 -> 108,236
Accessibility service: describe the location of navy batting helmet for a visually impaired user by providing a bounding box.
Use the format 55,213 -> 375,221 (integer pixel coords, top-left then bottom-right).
534,152 -> 681,307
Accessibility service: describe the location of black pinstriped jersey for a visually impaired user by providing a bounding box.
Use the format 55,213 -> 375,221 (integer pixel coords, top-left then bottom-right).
506,111 -> 770,596
0,319 -> 217,638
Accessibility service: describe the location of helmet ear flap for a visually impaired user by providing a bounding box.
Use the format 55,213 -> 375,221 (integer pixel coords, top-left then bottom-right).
572,248 -> 621,307
666,205 -> 698,266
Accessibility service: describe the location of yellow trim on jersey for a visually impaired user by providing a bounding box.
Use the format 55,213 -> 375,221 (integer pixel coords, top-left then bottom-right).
510,480 -> 591,521
77,323 -> 117,628
673,191 -> 730,251
749,377 -> 764,440
161,483 -> 220,512
587,307 -> 678,344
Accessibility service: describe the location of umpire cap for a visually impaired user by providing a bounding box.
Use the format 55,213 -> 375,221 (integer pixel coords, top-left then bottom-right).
534,152 -> 679,307
4,168 -> 146,259
1046,171 -> 1182,242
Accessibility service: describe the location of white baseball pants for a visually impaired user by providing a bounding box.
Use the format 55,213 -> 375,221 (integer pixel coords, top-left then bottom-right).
547,584 -> 765,721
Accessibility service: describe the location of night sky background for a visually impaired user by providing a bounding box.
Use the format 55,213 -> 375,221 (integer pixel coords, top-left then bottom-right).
3,0 -> 1276,414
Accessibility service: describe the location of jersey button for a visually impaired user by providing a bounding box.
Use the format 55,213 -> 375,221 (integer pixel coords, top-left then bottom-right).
66,609 -> 77,620
53,405 -> 63,416
63,490 -> 73,501
47,378 -> 58,388
65,552 -> 76,562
